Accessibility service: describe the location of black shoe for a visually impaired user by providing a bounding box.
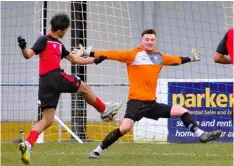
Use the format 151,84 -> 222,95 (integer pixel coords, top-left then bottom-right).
199,130 -> 222,143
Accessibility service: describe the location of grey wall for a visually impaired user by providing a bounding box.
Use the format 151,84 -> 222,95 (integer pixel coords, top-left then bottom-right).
1,1 -> 232,122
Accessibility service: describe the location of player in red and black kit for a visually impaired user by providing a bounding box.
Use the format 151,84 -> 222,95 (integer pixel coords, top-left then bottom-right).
215,28 -> 233,64
17,13 -> 122,165
214,27 -> 233,123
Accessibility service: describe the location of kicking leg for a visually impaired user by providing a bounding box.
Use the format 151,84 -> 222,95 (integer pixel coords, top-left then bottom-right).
88,118 -> 134,159
171,106 -> 221,143
20,108 -> 55,165
77,81 -> 122,121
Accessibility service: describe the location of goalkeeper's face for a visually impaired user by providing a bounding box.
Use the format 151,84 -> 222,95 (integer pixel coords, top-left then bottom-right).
141,34 -> 156,52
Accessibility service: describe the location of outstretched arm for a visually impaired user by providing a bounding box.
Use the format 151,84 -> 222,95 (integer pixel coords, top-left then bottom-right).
163,48 -> 200,66
65,53 -> 106,65
91,50 -> 134,64
72,44 -> 135,64
62,44 -> 105,65
65,53 -> 94,65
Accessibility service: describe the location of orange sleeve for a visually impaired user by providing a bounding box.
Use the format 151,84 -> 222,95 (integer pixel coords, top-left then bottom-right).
162,54 -> 182,66
94,50 -> 135,64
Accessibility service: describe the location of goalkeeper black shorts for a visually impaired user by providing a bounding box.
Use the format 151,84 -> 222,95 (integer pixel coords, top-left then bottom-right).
38,68 -> 81,110
124,99 -> 172,122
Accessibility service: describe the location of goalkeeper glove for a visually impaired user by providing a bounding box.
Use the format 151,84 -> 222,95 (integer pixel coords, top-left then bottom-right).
94,55 -> 106,64
189,47 -> 200,62
71,44 -> 91,57
17,36 -> 27,49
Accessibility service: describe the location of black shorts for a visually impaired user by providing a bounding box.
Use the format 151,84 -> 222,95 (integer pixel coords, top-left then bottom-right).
124,99 -> 172,122
38,68 -> 81,110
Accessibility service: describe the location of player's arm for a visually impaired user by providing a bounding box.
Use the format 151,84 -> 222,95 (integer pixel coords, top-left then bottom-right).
21,49 -> 35,59
91,50 -> 134,64
63,45 -> 106,65
214,33 -> 232,64
17,36 -> 35,59
17,36 -> 47,59
65,53 -> 97,65
72,44 -> 135,64
214,53 -> 232,64
163,48 -> 200,66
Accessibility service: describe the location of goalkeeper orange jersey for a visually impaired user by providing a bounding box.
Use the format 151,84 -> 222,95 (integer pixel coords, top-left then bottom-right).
94,46 -> 182,101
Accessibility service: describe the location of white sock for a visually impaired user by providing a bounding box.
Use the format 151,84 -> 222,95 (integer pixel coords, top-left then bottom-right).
94,145 -> 103,154
194,129 -> 204,137
25,140 -> 32,150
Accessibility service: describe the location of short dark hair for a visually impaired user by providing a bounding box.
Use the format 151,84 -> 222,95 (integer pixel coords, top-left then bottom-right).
50,13 -> 70,32
141,29 -> 156,37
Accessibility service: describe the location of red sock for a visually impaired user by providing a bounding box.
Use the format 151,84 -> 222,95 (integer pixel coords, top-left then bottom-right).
26,130 -> 39,147
92,97 -> 106,113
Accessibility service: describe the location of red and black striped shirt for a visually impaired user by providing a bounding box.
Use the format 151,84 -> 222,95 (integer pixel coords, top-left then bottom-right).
31,34 -> 70,76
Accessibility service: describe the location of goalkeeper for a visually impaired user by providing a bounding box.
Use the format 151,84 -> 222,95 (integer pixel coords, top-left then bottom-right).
17,13 -> 122,165
74,29 -> 222,159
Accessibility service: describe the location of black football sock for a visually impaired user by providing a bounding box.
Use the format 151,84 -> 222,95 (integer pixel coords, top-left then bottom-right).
100,128 -> 123,150
180,112 -> 199,133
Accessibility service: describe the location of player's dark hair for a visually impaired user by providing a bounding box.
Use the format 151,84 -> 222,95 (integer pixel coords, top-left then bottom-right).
141,29 -> 156,37
50,13 -> 70,32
